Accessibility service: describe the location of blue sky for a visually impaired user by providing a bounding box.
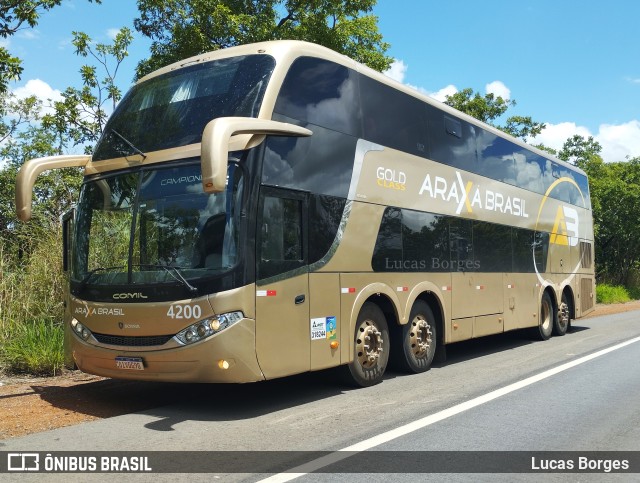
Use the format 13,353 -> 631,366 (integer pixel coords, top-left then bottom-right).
5,0 -> 640,162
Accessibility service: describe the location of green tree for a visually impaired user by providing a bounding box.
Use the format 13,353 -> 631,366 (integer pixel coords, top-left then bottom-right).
44,28 -> 134,152
134,0 -> 391,78
444,88 -> 545,141
557,134 -> 602,170
586,158 -> 640,285
0,27 -> 132,251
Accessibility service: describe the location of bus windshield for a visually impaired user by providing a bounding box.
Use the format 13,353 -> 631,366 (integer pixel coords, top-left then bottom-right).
72,163 -> 244,293
92,54 -> 275,160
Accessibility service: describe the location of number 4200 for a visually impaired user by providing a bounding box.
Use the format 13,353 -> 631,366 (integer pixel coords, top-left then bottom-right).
166,304 -> 202,320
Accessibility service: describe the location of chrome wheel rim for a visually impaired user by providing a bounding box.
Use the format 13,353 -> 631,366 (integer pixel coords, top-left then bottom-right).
356,320 -> 384,369
409,315 -> 432,358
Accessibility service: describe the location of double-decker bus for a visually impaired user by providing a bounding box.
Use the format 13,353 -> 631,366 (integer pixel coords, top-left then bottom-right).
16,40 -> 595,387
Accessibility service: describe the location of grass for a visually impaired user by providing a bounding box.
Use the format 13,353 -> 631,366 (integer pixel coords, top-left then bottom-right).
596,283 -> 632,304
1,319 -> 65,376
1,225 -> 66,376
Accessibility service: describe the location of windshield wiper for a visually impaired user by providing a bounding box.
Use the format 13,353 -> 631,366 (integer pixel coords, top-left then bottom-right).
109,129 -> 147,159
135,264 -> 198,295
78,266 -> 124,291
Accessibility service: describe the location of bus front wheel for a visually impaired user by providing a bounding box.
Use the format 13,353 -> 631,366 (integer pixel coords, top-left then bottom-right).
341,302 -> 390,387
392,300 -> 437,373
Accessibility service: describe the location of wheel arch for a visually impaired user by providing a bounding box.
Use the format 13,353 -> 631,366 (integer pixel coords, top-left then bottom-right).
561,285 -> 576,319
347,283 -> 401,362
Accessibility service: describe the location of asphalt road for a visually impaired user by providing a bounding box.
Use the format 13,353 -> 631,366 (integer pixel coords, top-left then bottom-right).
2,309 -> 640,482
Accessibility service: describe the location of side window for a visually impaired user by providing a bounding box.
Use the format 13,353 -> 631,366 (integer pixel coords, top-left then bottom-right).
473,221 -> 512,272
476,130 -> 516,183
371,207 -> 402,271
273,57 -> 361,136
258,190 -> 307,280
449,218 -> 475,271
426,105 -> 477,172
360,75 -> 428,157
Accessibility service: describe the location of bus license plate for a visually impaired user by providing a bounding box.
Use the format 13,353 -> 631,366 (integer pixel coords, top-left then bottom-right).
115,356 -> 144,370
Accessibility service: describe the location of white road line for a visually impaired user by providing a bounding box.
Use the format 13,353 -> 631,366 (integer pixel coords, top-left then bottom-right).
258,335 -> 640,482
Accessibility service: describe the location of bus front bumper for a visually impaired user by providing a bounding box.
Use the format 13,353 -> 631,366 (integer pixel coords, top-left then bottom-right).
69,318 -> 265,383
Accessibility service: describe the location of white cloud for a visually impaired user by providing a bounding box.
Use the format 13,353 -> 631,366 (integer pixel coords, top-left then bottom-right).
597,121 -> 640,162
383,59 -> 407,83
13,79 -> 63,103
485,80 -> 511,100
11,79 -> 63,117
106,28 -> 120,41
427,84 -> 458,102
533,121 -> 640,162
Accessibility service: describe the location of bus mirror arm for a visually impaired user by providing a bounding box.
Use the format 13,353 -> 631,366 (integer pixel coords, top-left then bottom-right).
201,117 -> 312,193
15,155 -> 91,221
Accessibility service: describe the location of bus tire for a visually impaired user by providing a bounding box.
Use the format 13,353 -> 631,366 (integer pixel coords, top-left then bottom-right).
554,292 -> 571,336
532,291 -> 554,341
392,300 -> 436,373
341,302 -> 389,387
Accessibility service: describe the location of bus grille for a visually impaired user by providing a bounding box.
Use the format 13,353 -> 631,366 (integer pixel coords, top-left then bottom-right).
92,333 -> 174,347
581,278 -> 594,312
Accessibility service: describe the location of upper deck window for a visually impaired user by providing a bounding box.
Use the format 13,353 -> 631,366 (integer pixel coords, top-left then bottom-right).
274,56 -> 361,137
93,54 -> 275,161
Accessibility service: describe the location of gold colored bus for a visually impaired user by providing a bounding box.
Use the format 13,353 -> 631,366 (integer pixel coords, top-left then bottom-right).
16,41 -> 595,387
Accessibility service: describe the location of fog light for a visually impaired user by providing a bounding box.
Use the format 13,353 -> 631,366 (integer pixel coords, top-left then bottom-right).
218,359 -> 230,370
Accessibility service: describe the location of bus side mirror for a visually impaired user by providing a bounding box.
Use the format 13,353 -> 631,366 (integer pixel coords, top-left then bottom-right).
200,117 -> 312,193
15,155 -> 91,221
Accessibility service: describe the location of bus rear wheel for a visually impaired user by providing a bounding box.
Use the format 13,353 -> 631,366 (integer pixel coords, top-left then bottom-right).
392,301 -> 436,373
532,291 -> 554,341
554,292 -> 571,336
341,302 -> 389,387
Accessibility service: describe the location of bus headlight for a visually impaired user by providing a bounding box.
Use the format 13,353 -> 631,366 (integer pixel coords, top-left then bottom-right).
174,311 -> 243,346
71,318 -> 92,341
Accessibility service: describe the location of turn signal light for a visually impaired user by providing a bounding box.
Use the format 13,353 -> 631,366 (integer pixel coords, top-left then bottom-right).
330,341 -> 339,349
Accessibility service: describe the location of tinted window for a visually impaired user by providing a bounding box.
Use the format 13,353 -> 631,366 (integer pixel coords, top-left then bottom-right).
274,57 -> 361,136
473,222 -> 512,272
371,207 -> 402,271
360,75 -> 428,157
476,129 -> 516,183
402,210 -> 449,272
512,229 -> 549,273
309,195 -> 346,264
449,218 -> 476,272
258,195 -> 305,279
426,106 -> 477,172
94,55 -> 275,160
263,114 -> 357,198
372,209 -> 553,274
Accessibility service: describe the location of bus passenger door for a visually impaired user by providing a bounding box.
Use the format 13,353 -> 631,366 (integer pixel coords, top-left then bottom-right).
255,188 -> 310,379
